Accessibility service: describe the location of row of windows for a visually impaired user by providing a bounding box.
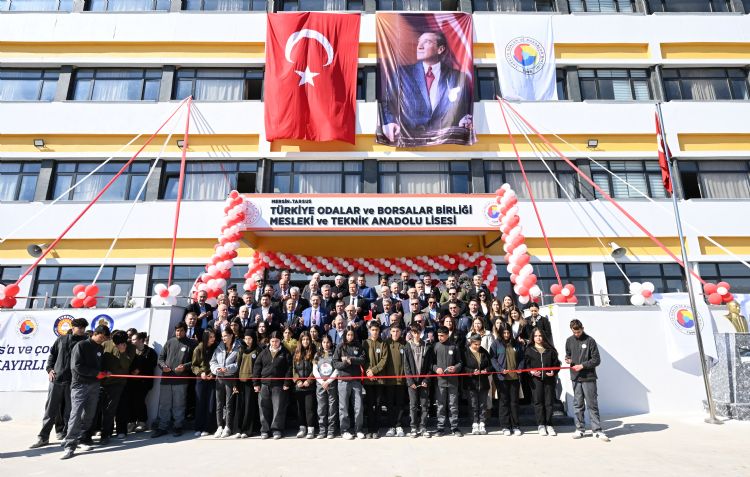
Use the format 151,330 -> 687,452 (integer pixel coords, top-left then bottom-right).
3,67 -> 750,103
3,262 -> 747,308
3,159 -> 750,201
3,0 -> 750,12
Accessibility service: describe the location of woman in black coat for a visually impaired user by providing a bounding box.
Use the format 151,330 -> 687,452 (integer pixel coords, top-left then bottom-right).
463,333 -> 491,435
490,324 -> 525,436
524,328 -> 561,437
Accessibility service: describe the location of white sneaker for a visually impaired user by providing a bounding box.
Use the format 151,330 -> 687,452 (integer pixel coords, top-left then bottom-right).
200,432 -> 209,437
306,427 -> 315,439
232,433 -> 241,439
78,443 -> 92,452
572,430 -> 584,439
396,427 -> 405,437
343,432 -> 354,440
240,433 -> 249,439
538,425 -> 548,436
296,426 -> 306,438
193,431 -> 202,437
513,428 -> 522,437
546,426 -> 557,436
501,428 -> 511,436
471,423 -> 479,435
595,431 -> 610,442
478,422 -> 487,435
220,428 -> 231,438
385,427 -> 396,437
356,432 -> 366,439
134,422 -> 147,432
127,423 -> 136,433
214,427 -> 224,438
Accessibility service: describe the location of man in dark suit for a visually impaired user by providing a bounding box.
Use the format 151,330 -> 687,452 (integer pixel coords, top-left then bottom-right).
439,288 -> 467,317
250,295 -> 279,330
319,284 -> 337,314
288,287 -> 309,316
466,274 -> 491,303
184,291 -> 213,331
421,274 -> 441,301
237,305 -> 253,331
380,30 -> 473,145
343,283 -> 368,320
273,276 -> 291,302
184,313 -> 202,342
330,275 -> 348,300
397,271 -> 412,296
302,295 -> 329,329
402,298 -> 424,329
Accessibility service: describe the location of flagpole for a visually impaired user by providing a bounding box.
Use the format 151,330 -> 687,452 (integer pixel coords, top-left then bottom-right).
656,102 -> 722,425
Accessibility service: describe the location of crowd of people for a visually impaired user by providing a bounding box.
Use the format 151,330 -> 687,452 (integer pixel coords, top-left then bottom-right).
30,271 -> 609,460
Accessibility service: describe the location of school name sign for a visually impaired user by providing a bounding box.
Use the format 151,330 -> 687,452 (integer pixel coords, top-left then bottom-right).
241,195 -> 501,231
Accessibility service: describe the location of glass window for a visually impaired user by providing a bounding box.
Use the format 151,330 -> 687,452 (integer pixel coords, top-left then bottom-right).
475,67 -> 500,101
32,266 -> 136,308
174,68 -> 263,101
71,69 -> 161,102
149,265 -> 246,307
484,160 -> 579,199
0,162 -> 40,201
0,0 -> 73,10
51,161 -> 150,201
591,160 -> 667,199
378,161 -> 470,194
679,160 -> 750,199
568,0 -> 635,11
647,0 -> 730,12
605,263 -> 685,305
699,263 -> 750,294
281,0 -> 363,10
86,0 -> 170,10
534,263 -> 593,306
0,266 -> 22,286
663,68 -> 749,101
272,161 -> 363,194
473,0 -> 555,11
357,66 -> 376,102
181,0 -> 266,9
0,69 -> 59,102
579,69 -> 651,101
556,69 -> 568,100
161,161 -> 258,200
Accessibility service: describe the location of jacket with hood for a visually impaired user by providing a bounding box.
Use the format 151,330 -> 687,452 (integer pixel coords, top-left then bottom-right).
210,339 -> 241,380
565,332 -> 600,382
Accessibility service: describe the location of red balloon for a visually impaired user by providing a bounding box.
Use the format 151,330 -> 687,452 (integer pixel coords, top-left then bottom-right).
4,284 -> 19,297
228,250 -> 238,259
553,294 -> 567,303
550,284 -> 562,295
708,293 -> 722,305
159,289 -> 170,298
717,281 -> 731,292
567,296 -> 578,304
85,285 -> 99,297
495,188 -> 505,196
71,297 -> 84,308
229,190 -> 239,199
522,274 -> 537,288
723,293 -> 734,303
495,196 -> 503,205
503,253 -> 511,264
642,289 -> 653,298
516,254 -> 530,267
506,197 -> 518,208
564,284 -> 576,295
517,286 -> 529,296
511,265 -> 522,275
83,296 -> 97,308
3,297 -> 17,308
72,284 -> 86,296
507,216 -> 520,229
248,282 -> 258,291
703,283 -> 718,295
510,274 -> 518,284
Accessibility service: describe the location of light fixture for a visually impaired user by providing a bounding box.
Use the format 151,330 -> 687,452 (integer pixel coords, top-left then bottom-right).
609,241 -> 627,259
176,140 -> 185,148
587,139 -> 598,149
26,243 -> 49,258
33,139 -> 45,148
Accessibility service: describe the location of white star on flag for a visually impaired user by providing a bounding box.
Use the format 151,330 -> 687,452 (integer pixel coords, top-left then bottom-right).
295,66 -> 319,86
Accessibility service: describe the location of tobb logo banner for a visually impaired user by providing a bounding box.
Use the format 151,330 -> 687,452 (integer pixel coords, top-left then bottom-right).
655,293 -> 718,375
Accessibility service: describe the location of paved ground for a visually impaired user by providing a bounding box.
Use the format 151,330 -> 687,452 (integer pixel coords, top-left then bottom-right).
1,414 -> 747,476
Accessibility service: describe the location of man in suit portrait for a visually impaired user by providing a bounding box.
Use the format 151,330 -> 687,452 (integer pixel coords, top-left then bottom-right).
380,30 -> 473,145
185,290 -> 213,331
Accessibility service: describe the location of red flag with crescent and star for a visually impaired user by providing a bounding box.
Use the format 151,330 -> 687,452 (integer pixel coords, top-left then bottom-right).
655,112 -> 673,195
265,13 -> 360,144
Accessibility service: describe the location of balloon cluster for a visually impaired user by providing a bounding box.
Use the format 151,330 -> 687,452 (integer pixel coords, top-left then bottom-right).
193,190 -> 244,304
550,283 -> 578,304
244,251 -> 499,293
496,184 -> 540,305
0,283 -> 20,308
152,283 -> 182,306
628,281 -> 656,306
71,284 -> 99,308
704,281 -> 733,305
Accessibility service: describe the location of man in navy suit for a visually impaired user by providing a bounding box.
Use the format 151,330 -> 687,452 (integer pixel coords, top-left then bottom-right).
380,30 -> 473,145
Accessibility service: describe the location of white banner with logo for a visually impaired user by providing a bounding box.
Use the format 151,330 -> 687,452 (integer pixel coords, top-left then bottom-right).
493,16 -> 557,101
655,293 -> 718,374
241,194 -> 502,232
0,308 -> 151,392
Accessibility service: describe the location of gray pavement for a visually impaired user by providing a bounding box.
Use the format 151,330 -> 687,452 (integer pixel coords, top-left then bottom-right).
1,414 -> 748,476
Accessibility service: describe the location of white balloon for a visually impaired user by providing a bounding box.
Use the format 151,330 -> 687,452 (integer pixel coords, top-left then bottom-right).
518,295 -> 530,304
168,284 -> 182,296
198,283 -> 208,291
207,265 -> 219,276
529,285 -> 542,297
154,283 -> 167,295
243,282 -> 252,291
645,296 -> 656,305
501,183 -> 511,191
519,264 -> 533,277
206,298 -> 218,307
216,262 -> 228,271
458,264 -> 466,271
629,282 -> 642,294
561,288 -> 571,297
165,295 -> 177,306
630,294 -> 646,306
223,260 -> 234,269
514,244 -> 528,256
642,281 -> 655,293
215,279 -> 227,290
506,264 -> 515,274
717,286 -> 728,296
151,294 -> 164,306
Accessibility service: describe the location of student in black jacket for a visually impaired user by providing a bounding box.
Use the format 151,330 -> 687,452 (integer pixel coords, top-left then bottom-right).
403,324 -> 433,438
30,318 -> 88,449
527,302 -> 554,346
490,324 -> 524,437
332,328 -> 366,440
432,326 -> 463,437
152,322 -> 196,438
253,331 -> 292,440
524,328 -> 561,437
61,325 -> 111,460
464,333 -> 491,435
127,332 -> 157,433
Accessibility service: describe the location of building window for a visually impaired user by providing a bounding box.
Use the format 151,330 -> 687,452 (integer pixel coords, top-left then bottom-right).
699,263 -> 750,294
182,0 -> 266,10
149,265 -> 247,307
379,161 -> 471,194
473,0 -> 555,11
591,160 -> 667,199
663,68 -> 749,101
32,266 -> 136,309
161,161 -> 257,200
475,68 -> 500,101
273,161 -> 363,194
357,66 -> 376,102
86,0 -> 170,10
556,69 -> 568,100
0,69 -> 58,102
174,69 -> 263,101
605,263 -> 685,305
71,69 -> 161,102
568,0 -> 635,11
534,263 -> 593,306
484,160 -> 579,199
647,0 -> 730,12
0,266 -> 21,286
374,0 -> 453,8
0,162 -> 39,201
579,69 -> 651,101
0,0 -> 73,10
280,0 -> 363,10
679,160 -> 750,199
51,162 -> 150,201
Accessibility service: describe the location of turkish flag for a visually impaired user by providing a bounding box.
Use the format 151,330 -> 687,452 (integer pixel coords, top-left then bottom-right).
655,112 -> 673,194
265,13 -> 360,144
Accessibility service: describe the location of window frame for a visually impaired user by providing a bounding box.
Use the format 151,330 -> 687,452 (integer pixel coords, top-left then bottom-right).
483,160 -> 581,199
85,0 -> 170,11
590,160 -> 667,199
0,162 -> 40,201
647,0 -> 731,13
70,68 -> 161,102
160,160 -> 259,200
280,0 -> 364,10
472,0 -> 556,11
567,0 -> 636,12
698,262 -> 750,295
604,263 -> 686,306
50,161 -> 151,202
0,0 -> 73,11
377,160 -> 472,194
679,160 -> 750,199
474,67 -> 501,102
180,0 -> 267,9
579,68 -> 652,101
662,68 -> 750,101
0,69 -> 59,102
173,68 -> 264,102
271,161 -> 364,194
32,265 -> 136,309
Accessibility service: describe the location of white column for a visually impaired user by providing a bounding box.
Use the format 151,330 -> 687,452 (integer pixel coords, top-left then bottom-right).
589,262 -> 609,307
131,265 -> 151,308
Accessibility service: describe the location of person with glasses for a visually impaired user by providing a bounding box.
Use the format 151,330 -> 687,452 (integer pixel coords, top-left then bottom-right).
414,280 -> 428,307
439,275 -> 465,304
406,313 -> 434,344
402,298 -> 423,328
440,288 -> 467,318
421,298 -> 441,327
466,274 -> 491,303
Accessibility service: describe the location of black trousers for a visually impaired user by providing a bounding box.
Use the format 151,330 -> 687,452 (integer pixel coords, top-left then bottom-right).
364,385 -> 384,433
215,380 -> 237,432
531,378 -> 555,426
236,381 -> 259,435
385,385 -> 408,428
497,378 -> 521,428
126,380 -> 152,423
295,389 -> 317,428
407,384 -> 429,430
194,379 -> 216,433
101,382 -> 126,438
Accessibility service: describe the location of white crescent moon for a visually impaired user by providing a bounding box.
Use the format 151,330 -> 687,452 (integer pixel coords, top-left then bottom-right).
284,29 -> 334,67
